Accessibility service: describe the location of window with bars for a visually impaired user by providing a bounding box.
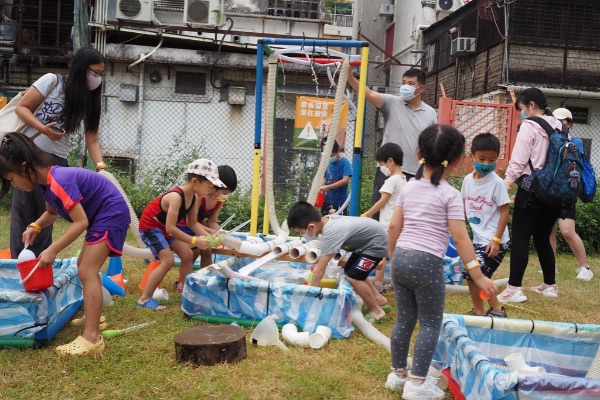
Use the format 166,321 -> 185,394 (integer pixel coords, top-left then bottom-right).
175,71 -> 207,95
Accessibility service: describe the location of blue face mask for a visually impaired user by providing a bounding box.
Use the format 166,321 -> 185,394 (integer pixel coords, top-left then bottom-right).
521,110 -> 528,120
302,225 -> 318,242
400,85 -> 416,101
473,161 -> 496,176
329,156 -> 338,163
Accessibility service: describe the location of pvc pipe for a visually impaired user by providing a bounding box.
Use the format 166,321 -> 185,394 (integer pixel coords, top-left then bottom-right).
0,337 -> 35,348
206,257 -> 240,278
281,323 -> 310,347
351,298 -> 390,353
445,278 -> 508,293
190,314 -> 288,329
462,315 -> 600,338
309,325 -> 332,349
238,231 -> 288,257
305,247 -> 321,264
273,240 -> 303,255
507,85 -> 600,100
221,235 -> 243,251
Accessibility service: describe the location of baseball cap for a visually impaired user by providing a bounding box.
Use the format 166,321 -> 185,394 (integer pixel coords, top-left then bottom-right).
553,108 -> 572,120
187,159 -> 226,188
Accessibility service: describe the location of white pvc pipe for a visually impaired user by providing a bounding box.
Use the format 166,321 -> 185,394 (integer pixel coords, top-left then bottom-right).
238,252 -> 282,277
305,247 -> 321,264
273,239 -> 303,255
507,85 -> 600,100
221,235 -> 243,251
462,315 -> 600,338
281,323 -> 310,347
445,278 -> 508,293
289,243 -> 312,259
309,325 -> 332,349
206,257 -> 240,278
351,298 -> 390,353
238,231 -> 288,257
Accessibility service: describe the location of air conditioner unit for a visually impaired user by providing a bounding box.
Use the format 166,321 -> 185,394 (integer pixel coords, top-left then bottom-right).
117,0 -> 154,22
435,0 -> 464,14
184,0 -> 224,27
379,4 -> 395,16
451,37 -> 476,56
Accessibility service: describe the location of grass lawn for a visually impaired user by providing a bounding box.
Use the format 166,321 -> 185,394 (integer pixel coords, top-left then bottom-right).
1,210 -> 599,400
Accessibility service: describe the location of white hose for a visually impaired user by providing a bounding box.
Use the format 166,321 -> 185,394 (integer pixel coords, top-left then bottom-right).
306,58 -> 350,206
99,170 -> 154,259
445,278 -> 508,293
326,65 -> 357,112
265,53 -> 282,234
332,193 -> 351,215
351,297 -> 390,353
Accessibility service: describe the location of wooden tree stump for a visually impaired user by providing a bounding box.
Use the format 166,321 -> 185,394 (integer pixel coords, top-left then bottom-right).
174,325 -> 247,366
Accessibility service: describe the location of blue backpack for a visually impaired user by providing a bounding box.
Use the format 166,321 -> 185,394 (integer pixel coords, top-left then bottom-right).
571,136 -> 597,203
527,117 -> 583,209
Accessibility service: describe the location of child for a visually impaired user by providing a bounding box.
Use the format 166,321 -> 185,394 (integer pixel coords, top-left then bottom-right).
361,143 -> 406,291
319,141 -> 352,215
386,125 -> 497,398
0,133 -> 131,357
287,201 -> 389,322
175,165 -> 238,287
137,159 -> 224,310
461,133 -> 510,317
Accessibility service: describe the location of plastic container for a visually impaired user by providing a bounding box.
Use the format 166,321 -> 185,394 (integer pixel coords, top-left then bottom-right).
16,258 -> 53,292
315,191 -> 326,207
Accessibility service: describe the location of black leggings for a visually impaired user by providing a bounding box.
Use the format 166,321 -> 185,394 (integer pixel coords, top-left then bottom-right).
509,186 -> 560,287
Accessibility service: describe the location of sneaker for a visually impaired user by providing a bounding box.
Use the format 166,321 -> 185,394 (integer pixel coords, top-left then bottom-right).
576,267 -> 593,281
486,307 -> 508,318
385,370 -> 408,392
531,283 -> 558,298
402,377 -> 445,400
498,284 -> 527,303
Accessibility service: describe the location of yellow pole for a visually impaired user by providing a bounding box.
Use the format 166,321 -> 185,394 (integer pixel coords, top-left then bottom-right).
250,148 -> 261,236
262,197 -> 270,235
353,46 -> 370,149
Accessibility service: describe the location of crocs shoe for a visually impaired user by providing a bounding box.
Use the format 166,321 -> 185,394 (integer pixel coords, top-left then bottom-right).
70,315 -> 107,331
486,307 -> 508,318
531,283 -> 558,298
498,284 -> 527,303
56,335 -> 105,357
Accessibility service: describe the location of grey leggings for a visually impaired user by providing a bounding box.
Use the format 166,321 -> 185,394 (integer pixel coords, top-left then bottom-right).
390,247 -> 446,377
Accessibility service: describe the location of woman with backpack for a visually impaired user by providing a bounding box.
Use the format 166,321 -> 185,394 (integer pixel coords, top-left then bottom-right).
550,108 -> 593,281
498,88 -> 567,302
11,47 -> 107,259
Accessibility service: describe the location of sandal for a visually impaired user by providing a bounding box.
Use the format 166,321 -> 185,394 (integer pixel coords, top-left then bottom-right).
55,335 -> 105,357
364,313 -> 388,324
375,284 -> 393,293
363,304 -> 392,313
137,298 -> 166,310
71,315 -> 107,331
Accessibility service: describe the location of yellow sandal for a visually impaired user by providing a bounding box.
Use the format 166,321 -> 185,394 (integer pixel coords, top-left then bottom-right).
70,315 -> 107,331
55,335 -> 105,357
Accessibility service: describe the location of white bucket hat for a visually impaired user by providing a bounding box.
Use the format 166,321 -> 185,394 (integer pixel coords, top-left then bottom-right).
187,159 -> 226,188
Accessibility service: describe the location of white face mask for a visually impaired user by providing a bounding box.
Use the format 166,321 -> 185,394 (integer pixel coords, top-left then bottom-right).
329,156 -> 338,163
87,73 -> 102,91
380,165 -> 391,177
302,224 -> 318,241
400,84 -> 416,101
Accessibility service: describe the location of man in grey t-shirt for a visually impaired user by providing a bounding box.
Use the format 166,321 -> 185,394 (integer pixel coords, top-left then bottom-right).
287,201 -> 389,323
347,69 -> 437,219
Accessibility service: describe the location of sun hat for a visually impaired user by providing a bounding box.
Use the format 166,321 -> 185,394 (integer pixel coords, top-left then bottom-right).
552,107 -> 573,120
187,159 -> 226,188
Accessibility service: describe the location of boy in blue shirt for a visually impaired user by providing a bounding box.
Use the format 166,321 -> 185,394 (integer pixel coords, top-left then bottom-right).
320,141 -> 352,216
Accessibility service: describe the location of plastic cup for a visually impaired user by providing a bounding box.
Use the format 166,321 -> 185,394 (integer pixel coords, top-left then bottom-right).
479,289 -> 490,301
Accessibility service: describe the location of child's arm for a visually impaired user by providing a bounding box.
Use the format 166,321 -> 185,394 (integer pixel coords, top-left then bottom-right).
362,192 -> 391,218
186,197 -> 211,237
23,207 -> 59,252
206,203 -> 224,232
387,206 -> 403,260
164,193 -> 210,250
310,253 -> 336,287
38,204 -> 88,268
320,175 -> 349,192
486,204 -> 509,258
448,219 -> 498,297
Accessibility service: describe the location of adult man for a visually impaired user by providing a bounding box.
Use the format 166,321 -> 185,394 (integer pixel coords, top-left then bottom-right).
347,69 -> 437,219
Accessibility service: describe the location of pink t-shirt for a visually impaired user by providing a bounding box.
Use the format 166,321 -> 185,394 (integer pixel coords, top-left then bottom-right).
396,178 -> 465,259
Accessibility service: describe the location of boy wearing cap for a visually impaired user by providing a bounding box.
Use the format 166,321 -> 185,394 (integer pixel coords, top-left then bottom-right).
137,159 -> 226,309
550,108 -> 593,281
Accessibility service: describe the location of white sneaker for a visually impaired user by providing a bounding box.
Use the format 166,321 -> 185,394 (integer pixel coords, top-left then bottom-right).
576,267 -> 593,281
498,284 -> 527,303
531,283 -> 558,298
385,371 -> 408,392
402,378 -> 445,400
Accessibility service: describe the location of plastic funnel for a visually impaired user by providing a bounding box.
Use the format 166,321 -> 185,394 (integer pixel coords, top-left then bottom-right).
250,316 -> 288,351
17,247 -> 36,263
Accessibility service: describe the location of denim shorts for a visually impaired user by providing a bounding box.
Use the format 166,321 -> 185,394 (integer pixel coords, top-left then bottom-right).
140,228 -> 174,259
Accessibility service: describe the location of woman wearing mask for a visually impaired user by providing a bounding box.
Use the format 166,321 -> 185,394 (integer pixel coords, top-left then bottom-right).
11,46 -> 107,258
498,88 -> 565,303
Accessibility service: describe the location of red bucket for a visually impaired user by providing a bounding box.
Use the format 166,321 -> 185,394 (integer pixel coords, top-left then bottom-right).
315,192 -> 326,208
16,258 -> 53,292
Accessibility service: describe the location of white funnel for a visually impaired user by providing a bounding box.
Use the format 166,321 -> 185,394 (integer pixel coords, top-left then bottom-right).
250,316 -> 288,351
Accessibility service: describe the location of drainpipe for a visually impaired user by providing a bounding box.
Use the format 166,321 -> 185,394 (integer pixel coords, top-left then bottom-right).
133,60 -> 145,160
413,25 -> 431,65
506,85 -> 600,100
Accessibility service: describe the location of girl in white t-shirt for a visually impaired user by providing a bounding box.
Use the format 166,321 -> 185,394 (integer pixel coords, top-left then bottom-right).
385,124 -> 497,399
361,143 -> 406,291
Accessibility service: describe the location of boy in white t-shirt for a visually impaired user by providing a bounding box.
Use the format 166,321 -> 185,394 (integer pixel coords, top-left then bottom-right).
461,133 -> 511,317
362,143 -> 406,291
